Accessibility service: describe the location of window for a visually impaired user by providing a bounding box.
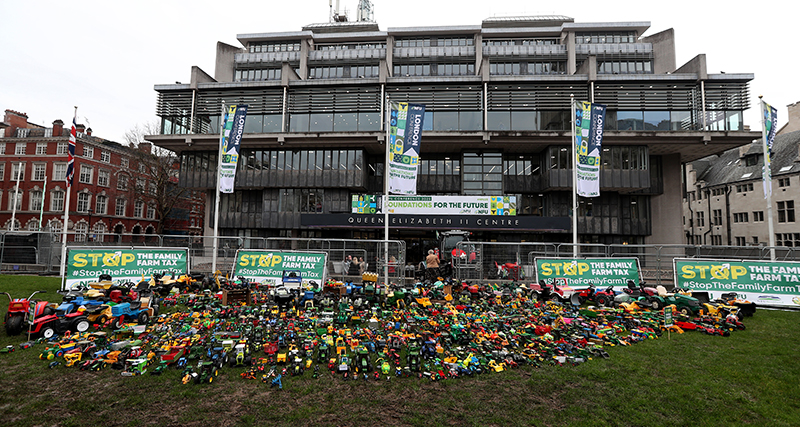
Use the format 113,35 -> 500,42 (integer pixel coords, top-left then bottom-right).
11,163 -> 25,180
745,155 -> 758,166
733,212 -> 749,223
53,163 -> 66,181
15,143 -> 26,155
51,191 -> 65,211
57,142 -> 68,155
462,152 -> 503,195
147,206 -> 156,219
148,182 -> 157,195
95,195 -> 108,215
50,220 -> 62,236
778,177 -> 791,187
29,190 -> 43,211
79,165 -> 93,184
83,145 -> 93,159
753,211 -> 764,222
777,200 -> 795,223
139,163 -> 147,174
100,151 -> 111,163
696,211 -> 705,227
8,188 -> 22,210
711,188 -> 725,196
776,233 -> 800,248
134,200 -> 144,217
0,143 -> 5,154
98,170 -> 110,187
713,209 -> 723,226
77,193 -> 90,213
735,237 -> 746,246
115,198 -> 126,216
74,222 -> 88,242
36,142 -> 48,155
117,174 -> 129,191
736,183 -> 754,193
33,163 -> 46,181
28,219 -> 40,232
92,223 -> 107,242
712,235 -> 722,245
136,178 -> 146,191
752,236 -> 759,245
121,157 -> 129,168
0,163 -> 4,180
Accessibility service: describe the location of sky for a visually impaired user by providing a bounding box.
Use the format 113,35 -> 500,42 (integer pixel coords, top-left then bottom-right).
1,0 -> 797,143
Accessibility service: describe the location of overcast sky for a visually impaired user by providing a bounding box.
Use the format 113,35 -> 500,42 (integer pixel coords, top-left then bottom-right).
1,0 -> 796,143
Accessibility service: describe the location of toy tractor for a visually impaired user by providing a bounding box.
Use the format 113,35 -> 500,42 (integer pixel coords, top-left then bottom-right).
229,342 -> 252,367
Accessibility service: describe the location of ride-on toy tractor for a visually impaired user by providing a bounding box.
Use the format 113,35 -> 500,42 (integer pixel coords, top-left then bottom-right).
3,291 -> 46,335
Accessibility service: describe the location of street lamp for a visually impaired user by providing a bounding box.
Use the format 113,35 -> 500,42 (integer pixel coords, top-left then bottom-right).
86,208 -> 93,242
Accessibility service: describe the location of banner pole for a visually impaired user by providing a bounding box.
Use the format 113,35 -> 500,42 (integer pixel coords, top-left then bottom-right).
570,95 -> 579,259
39,175 -> 47,230
10,161 -> 22,230
212,102 -> 225,274
384,97 -> 391,288
60,106 -> 77,291
760,96 -> 776,261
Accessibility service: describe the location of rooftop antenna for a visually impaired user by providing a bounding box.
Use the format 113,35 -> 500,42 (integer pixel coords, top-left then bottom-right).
356,0 -> 374,22
330,0 -> 348,22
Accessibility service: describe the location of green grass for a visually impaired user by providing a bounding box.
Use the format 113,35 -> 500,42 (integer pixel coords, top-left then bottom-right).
1,274 -> 799,426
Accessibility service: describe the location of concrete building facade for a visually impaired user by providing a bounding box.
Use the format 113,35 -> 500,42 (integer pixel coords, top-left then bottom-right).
147,15 -> 759,259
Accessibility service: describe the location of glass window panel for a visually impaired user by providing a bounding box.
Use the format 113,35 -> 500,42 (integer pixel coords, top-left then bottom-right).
331,151 -> 339,170
334,113 -> 358,132
358,112 -> 381,131
324,151 -> 332,170
643,111 -> 670,130
617,111 -> 644,130
309,113 -> 333,132
244,114 -> 263,133
459,111 -> 482,131
463,165 -> 482,173
727,111 -> 743,131
487,111 -> 511,130
511,111 -> 538,131
423,111 -> 433,131
289,114 -> 309,132
434,112 -> 458,131
541,111 -> 567,130
263,114 -> 282,132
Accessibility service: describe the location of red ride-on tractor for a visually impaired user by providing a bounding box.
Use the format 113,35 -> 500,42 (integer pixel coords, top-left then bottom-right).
4,291 -> 47,335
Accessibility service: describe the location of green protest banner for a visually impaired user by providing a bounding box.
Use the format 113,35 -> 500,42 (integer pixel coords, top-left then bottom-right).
233,250 -> 327,288
66,247 -> 188,288
535,257 -> 640,288
674,258 -> 800,308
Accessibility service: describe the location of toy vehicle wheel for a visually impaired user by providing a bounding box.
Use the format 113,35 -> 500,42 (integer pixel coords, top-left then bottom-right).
74,318 -> 90,333
42,325 -> 56,339
5,315 -> 24,335
650,300 -> 660,310
595,296 -> 607,306
678,306 -> 693,316
137,312 -> 149,325
113,317 -> 125,329
95,315 -> 108,326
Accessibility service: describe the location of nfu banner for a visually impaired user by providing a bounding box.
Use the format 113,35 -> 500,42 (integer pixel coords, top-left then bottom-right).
388,102 -> 426,194
233,250 -> 327,288
65,248 -> 188,288
218,104 -> 248,193
674,258 -> 800,308
535,257 -> 640,288
574,101 -> 606,197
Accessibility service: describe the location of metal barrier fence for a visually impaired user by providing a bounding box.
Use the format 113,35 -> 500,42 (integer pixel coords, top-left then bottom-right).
2,231 -> 797,285
452,241 -> 800,285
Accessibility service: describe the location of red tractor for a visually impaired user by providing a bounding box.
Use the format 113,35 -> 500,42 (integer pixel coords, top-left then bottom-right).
3,291 -> 46,335
3,291 -> 90,338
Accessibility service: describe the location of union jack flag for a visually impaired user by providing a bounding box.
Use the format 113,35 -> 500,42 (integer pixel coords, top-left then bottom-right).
66,115 -> 76,187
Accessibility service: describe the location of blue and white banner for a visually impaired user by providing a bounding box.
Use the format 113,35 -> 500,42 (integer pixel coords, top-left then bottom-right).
219,104 -> 248,194
762,101 -> 777,199
388,102 -> 426,195
574,101 -> 607,197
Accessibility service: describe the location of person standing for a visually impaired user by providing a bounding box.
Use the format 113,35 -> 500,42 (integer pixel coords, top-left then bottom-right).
358,257 -> 366,275
343,255 -> 352,275
425,249 -> 440,281
348,256 -> 360,277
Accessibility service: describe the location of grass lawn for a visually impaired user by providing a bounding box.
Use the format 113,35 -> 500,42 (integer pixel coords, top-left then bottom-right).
0,274 -> 799,426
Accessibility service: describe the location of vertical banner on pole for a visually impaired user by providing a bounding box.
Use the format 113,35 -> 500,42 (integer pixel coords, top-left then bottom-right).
388,102 -> 425,195
218,104 -> 248,194
574,101 -> 606,197
761,101 -> 777,199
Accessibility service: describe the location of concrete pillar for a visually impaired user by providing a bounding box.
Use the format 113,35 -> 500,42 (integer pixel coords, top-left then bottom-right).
566,31 -> 576,75
647,154 -> 684,245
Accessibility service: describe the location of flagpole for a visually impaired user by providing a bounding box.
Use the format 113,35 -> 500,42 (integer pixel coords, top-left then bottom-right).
212,102 -> 225,274
760,96 -> 776,261
383,97 -> 391,289
39,175 -> 47,230
10,162 -> 22,231
60,106 -> 77,291
570,95 -> 579,258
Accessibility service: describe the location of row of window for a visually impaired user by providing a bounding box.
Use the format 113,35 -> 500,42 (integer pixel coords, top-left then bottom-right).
576,32 -> 639,44
234,68 -> 282,82
548,146 -> 649,171
490,62 -> 567,76
394,37 -> 474,48
698,204 -> 793,226
315,42 -> 387,51
3,189 -> 154,219
736,183 -> 754,193
483,38 -> 560,46
776,233 -> 800,247
247,42 -> 301,53
309,65 -> 379,79
0,142 -> 118,164
393,63 -> 476,77
162,109 -> 745,135
597,61 -> 653,75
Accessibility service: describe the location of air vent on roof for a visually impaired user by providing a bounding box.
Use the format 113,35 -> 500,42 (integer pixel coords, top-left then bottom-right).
741,173 -> 752,178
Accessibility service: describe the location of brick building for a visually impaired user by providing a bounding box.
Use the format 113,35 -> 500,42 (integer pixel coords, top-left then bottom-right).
0,109 -> 204,240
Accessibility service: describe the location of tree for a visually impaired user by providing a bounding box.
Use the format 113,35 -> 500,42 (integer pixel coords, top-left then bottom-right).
124,121 -> 188,235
